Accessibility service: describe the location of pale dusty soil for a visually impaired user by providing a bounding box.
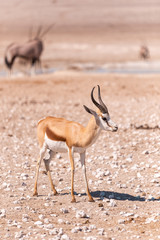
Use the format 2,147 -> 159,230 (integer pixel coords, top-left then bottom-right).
0,73 -> 160,240
0,1 -> 160,240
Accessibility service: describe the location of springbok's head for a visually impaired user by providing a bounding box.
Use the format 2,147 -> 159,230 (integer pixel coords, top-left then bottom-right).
84,85 -> 118,132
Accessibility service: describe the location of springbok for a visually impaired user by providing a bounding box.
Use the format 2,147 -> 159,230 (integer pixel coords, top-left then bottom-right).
4,25 -> 53,73
33,86 -> 118,202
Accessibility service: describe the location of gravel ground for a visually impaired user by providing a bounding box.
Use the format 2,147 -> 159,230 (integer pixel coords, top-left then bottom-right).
0,72 -> 160,240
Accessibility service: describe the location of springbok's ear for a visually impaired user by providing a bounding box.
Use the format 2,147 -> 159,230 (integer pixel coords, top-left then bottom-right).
83,105 -> 100,125
83,105 -> 98,117
83,105 -> 91,114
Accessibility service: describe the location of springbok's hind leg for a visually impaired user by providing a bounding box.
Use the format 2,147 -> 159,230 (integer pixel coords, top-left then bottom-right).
43,151 -> 58,195
33,144 -> 47,196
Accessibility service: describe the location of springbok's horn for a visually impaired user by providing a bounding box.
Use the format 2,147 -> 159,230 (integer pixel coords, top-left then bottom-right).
91,86 -> 107,113
97,85 -> 109,113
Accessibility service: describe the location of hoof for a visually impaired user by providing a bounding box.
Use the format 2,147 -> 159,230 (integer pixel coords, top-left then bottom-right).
88,198 -> 95,202
33,192 -> 38,197
71,198 -> 76,203
54,191 -> 58,196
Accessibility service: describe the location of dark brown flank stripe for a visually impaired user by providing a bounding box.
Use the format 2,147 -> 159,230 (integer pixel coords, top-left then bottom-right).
46,127 -> 66,142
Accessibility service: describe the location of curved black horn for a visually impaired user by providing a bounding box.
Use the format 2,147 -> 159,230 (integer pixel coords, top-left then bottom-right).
97,85 -> 108,113
91,86 -> 106,113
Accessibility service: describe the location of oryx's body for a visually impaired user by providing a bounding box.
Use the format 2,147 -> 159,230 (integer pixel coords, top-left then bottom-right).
5,38 -> 43,71
4,25 -> 53,72
33,86 -> 118,202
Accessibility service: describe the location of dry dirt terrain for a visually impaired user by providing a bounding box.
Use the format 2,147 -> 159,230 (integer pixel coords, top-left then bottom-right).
0,73 -> 160,240
0,0 -> 160,240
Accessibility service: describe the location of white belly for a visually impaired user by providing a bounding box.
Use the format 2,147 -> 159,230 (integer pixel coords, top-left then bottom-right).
45,134 -> 68,153
45,134 -> 85,154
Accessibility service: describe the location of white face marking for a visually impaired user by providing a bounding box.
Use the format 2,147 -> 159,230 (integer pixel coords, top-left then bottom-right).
99,113 -> 118,132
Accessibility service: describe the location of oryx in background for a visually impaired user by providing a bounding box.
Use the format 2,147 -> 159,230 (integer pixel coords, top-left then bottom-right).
4,25 -> 53,74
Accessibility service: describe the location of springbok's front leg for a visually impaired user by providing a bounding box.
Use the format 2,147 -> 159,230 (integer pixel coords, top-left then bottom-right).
33,144 -> 47,196
80,152 -> 94,202
43,151 -> 58,195
68,147 -> 76,202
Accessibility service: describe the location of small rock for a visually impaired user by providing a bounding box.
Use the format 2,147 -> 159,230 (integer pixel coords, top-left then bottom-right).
15,231 -> 24,239
58,219 -> 65,224
44,223 -> 54,229
109,199 -> 117,207
39,214 -> 44,220
34,221 -> 43,226
60,208 -> 69,214
49,228 -> 59,235
0,209 -> 6,218
71,227 -> 81,233
76,210 -> 89,218
118,219 -> 125,224
98,203 -> 104,207
98,228 -> 105,235
61,234 -> 71,240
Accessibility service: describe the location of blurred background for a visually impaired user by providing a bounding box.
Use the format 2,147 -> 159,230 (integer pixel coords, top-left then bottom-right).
0,0 -> 160,73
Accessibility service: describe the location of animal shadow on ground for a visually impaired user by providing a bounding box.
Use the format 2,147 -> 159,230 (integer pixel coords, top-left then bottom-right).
36,191 -> 160,202
91,190 -> 160,202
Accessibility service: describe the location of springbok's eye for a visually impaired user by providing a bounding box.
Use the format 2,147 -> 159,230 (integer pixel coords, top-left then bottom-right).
102,117 -> 107,121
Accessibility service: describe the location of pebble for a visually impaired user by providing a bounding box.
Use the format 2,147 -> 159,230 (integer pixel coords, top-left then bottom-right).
118,219 -> 125,224
22,214 -> 29,222
20,173 -> 29,180
11,220 -> 18,227
85,237 -> 97,240
34,221 -> 43,226
61,234 -> 71,240
39,214 -> 45,220
44,218 -> 50,224
76,210 -> 89,218
135,188 -> 142,193
145,216 -> 157,224
15,231 -> 24,239
108,199 -> 117,207
58,219 -> 65,224
98,228 -> 105,235
49,228 -> 59,235
60,208 -> 69,214
154,173 -> 160,178
89,224 -> 97,230
44,224 -> 54,229
0,209 -> 6,218
71,227 -> 81,233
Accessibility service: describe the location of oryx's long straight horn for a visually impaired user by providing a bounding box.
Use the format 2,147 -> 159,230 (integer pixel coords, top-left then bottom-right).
40,23 -> 55,38
36,25 -> 42,38
97,85 -> 109,113
91,86 -> 107,113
